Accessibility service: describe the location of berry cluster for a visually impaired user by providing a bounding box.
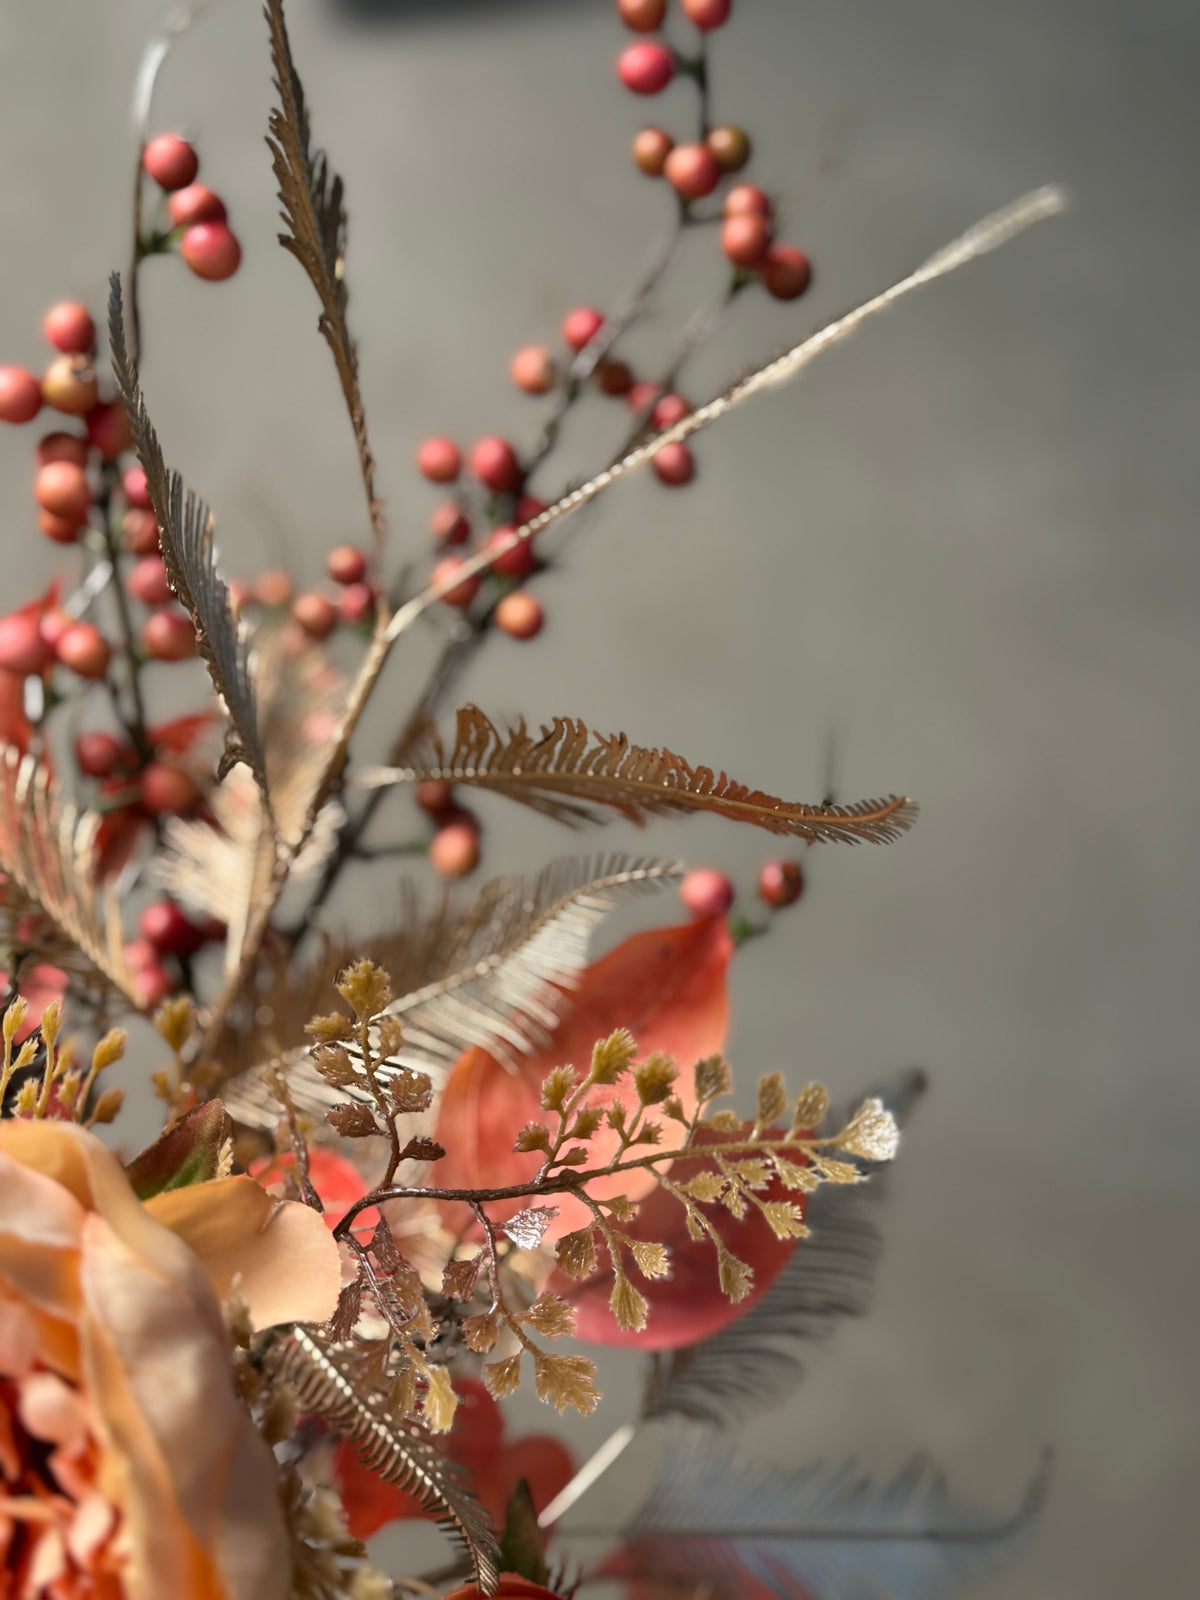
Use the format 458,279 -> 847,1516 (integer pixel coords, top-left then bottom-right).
617,0 -> 812,296
142,134 -> 241,282
677,857 -> 805,925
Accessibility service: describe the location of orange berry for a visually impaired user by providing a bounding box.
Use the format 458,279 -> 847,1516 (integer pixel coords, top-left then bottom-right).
85,400 -> 133,458
35,460 -> 90,521
292,591 -> 338,639
42,354 -> 98,416
509,344 -> 556,395
167,184 -> 226,227
724,184 -> 771,219
721,212 -> 771,268
679,868 -> 734,918
254,569 -> 293,607
618,0 -> 666,29
180,222 -> 241,281
0,367 -> 43,424
35,431 -> 88,468
137,762 -> 200,816
469,436 -> 522,493
632,127 -> 673,176
142,134 -> 198,191
663,143 -> 722,200
682,0 -> 731,27
337,582 -> 374,625
494,591 -> 544,640
617,41 -> 675,94
562,307 -> 604,351
652,442 -> 695,485
42,302 -> 95,354
652,392 -> 690,429
327,545 -> 366,585
431,556 -> 481,608
75,731 -> 125,778
430,501 -> 470,546
429,819 -> 480,879
706,125 -> 751,172
122,508 -> 160,554
415,779 -> 454,817
762,244 -> 812,300
758,858 -> 804,907
483,525 -> 535,580
0,613 -> 50,675
127,555 -> 173,607
142,609 -> 196,661
416,437 -> 461,483
56,623 -> 111,680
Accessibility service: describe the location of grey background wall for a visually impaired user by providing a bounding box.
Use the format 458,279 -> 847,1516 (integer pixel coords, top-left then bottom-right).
1,2 -> 1197,1596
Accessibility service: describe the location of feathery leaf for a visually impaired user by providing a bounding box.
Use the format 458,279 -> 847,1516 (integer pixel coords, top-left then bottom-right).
0,745 -> 139,1009
362,708 -> 917,842
615,1433 -> 1049,1600
108,277 -> 268,794
267,1327 -> 500,1593
263,0 -> 383,553
221,853 -> 680,1130
643,1069 -> 926,1428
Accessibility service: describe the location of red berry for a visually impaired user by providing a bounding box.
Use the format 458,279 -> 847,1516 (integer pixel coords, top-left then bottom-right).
627,380 -> 662,412
762,243 -> 812,300
724,184 -> 771,220
42,302 -> 95,355
562,307 -> 604,351
132,958 -> 174,1008
139,899 -> 204,957
75,730 -> 124,778
431,556 -> 481,608
663,143 -> 722,200
35,461 -> 90,521
706,125 -> 751,172
415,779 -> 454,817
595,358 -> 634,396
617,41 -> 675,95
36,432 -> 88,468
509,344 -> 556,395
430,501 -> 470,546
515,494 -> 548,524
337,581 -> 374,625
38,609 -> 73,651
758,858 -> 804,907
679,868 -> 735,919
652,442 -> 695,485
292,591 -> 338,639
85,400 -> 133,458
484,525 -> 536,580
42,354 -> 97,416
494,591 -> 544,640
326,544 -> 367,585
142,134 -> 198,191
122,508 -> 160,554
682,0 -> 731,27
38,510 -> 82,544
127,555 -> 174,607
618,0 -> 666,29
429,819 -> 480,879
0,613 -> 50,675
469,436 -> 522,494
168,184 -> 226,227
0,367 -> 43,425
651,392 -> 690,429
416,437 -> 461,483
721,212 -> 771,267
137,762 -> 200,816
254,568 -> 293,607
632,127 -> 673,176
122,466 -> 151,508
56,623 -> 111,680
180,222 -> 241,282
142,608 -> 196,661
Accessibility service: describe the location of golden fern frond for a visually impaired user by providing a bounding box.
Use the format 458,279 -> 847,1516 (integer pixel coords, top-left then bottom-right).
263,0 -> 383,553
221,853 -> 679,1130
267,1328 -> 500,1594
362,707 -> 917,842
385,187 -> 1067,642
108,278 -> 268,795
0,746 -> 139,1008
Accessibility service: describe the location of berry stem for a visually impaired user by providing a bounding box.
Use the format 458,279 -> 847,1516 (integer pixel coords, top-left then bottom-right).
96,466 -> 152,763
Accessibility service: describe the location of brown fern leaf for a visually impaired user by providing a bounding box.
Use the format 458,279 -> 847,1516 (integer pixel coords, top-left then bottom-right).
266,1327 -> 500,1593
364,707 -> 917,842
263,0 -> 383,553
0,746 -> 139,1009
108,277 -> 268,794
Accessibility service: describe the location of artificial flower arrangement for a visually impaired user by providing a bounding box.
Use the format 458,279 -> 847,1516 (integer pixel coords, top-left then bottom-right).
0,2 -> 1062,1596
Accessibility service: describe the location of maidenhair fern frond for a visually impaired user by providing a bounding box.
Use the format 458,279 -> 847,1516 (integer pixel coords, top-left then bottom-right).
0,745 -> 139,1009
267,1327 -> 500,1594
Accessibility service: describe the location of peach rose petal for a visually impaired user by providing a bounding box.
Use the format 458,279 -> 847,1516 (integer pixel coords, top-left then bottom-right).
145,1175 -> 341,1330
0,1297 -> 38,1377
79,1210 -> 290,1600
18,1370 -> 90,1451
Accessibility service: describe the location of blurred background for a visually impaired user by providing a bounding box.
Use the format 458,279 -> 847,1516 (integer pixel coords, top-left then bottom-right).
1,1 -> 1197,1596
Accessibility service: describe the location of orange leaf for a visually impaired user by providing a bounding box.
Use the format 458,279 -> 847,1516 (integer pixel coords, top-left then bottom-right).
433,917 -> 732,1238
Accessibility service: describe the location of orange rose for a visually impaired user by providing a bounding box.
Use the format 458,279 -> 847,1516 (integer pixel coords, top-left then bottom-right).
0,1119 -> 341,1599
